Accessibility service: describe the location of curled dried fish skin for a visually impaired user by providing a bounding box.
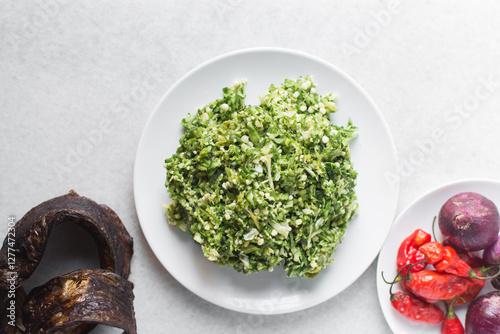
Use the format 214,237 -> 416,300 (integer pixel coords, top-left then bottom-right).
22,269 -> 136,334
0,190 -> 133,290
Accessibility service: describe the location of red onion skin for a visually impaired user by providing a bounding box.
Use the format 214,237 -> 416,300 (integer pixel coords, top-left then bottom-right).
465,291 -> 500,334
438,192 -> 500,251
483,235 -> 500,265
483,235 -> 500,290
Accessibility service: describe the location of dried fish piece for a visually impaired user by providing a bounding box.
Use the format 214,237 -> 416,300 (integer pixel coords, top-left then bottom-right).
22,269 -> 136,334
0,190 -> 133,289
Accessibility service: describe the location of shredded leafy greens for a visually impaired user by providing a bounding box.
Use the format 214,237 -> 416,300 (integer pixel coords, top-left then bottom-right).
164,76 -> 358,278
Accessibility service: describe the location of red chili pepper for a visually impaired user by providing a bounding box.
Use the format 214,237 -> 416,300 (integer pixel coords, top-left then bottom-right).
434,246 -> 479,278
391,291 -> 444,324
441,298 -> 464,334
446,268 -> 486,306
383,269 -> 444,324
403,269 -> 473,304
455,249 -> 484,268
419,241 -> 444,265
420,242 -> 482,279
442,239 -> 484,268
397,229 -> 431,276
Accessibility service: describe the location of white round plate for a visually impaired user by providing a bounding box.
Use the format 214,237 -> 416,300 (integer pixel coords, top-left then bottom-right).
134,47 -> 399,314
377,178 -> 500,333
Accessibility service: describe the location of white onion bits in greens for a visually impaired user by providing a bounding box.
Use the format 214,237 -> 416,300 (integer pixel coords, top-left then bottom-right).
164,76 -> 358,278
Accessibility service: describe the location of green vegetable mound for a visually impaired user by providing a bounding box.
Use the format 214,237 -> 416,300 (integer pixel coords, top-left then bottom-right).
164,76 -> 358,278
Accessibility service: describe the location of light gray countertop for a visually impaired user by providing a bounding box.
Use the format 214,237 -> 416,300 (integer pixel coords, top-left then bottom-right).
2,1 -> 500,333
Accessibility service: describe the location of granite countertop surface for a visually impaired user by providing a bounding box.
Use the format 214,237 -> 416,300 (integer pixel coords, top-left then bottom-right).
2,1 -> 500,333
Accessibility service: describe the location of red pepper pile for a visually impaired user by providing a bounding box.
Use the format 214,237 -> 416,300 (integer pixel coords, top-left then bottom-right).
385,228 -> 495,333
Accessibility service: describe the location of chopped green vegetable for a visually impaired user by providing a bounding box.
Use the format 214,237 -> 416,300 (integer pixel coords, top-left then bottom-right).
164,76 -> 358,278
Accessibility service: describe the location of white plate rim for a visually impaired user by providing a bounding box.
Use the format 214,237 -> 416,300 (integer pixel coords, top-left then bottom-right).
134,46 -> 400,314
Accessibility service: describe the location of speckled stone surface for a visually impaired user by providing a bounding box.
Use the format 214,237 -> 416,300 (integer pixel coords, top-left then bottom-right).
2,1 -> 500,333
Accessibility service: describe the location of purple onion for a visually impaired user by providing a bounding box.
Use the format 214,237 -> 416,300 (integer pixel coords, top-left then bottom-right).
438,192 -> 500,251
483,235 -> 500,290
466,291 -> 500,334
484,235 -> 500,265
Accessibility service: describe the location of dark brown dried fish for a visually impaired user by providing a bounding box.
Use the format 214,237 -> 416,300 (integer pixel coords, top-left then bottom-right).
0,190 -> 133,290
22,269 -> 136,334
